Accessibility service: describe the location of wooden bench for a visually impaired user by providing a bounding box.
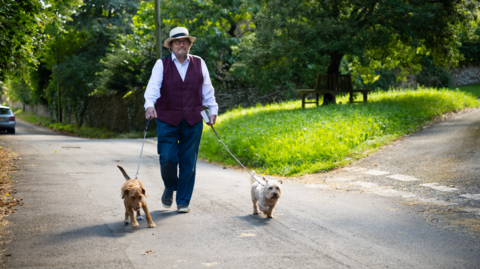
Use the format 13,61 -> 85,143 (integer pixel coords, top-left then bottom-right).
297,74 -> 371,108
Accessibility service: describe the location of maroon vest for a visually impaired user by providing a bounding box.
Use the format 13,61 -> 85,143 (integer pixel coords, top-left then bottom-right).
155,54 -> 204,126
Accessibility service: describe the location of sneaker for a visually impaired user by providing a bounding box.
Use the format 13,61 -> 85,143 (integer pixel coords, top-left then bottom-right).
177,205 -> 190,213
162,189 -> 174,208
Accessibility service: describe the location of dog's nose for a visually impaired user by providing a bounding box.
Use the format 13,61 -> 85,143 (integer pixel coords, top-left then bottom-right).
273,193 -> 278,196
134,206 -> 141,211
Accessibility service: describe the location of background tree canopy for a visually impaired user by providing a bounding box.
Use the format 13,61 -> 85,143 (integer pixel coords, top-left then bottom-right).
1,0 -> 479,124
239,0 -> 479,92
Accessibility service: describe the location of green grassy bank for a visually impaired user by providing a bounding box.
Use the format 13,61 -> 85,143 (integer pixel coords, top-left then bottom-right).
199,88 -> 479,177
453,83 -> 480,97
13,111 -> 156,139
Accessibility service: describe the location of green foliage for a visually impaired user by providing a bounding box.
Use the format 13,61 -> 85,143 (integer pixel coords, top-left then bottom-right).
459,19 -> 480,63
98,0 -> 253,95
240,0 -> 478,91
416,56 -> 453,88
199,88 -> 480,176
5,76 -> 32,104
0,0 -> 45,76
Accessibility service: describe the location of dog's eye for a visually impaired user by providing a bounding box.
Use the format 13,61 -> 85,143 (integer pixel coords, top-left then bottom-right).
269,187 -> 273,190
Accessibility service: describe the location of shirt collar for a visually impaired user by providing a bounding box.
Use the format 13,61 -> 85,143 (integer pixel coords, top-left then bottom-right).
171,53 -> 190,64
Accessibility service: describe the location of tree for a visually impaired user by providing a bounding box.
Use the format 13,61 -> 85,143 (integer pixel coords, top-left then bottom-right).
0,0 -> 45,76
240,0 -> 479,97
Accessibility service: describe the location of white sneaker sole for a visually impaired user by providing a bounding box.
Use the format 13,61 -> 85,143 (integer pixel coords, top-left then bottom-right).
177,207 -> 190,213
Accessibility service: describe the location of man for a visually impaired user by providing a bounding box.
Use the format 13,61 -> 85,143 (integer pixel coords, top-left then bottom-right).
144,27 -> 218,213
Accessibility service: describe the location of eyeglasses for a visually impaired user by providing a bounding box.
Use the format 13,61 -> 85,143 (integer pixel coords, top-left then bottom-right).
174,39 -> 190,45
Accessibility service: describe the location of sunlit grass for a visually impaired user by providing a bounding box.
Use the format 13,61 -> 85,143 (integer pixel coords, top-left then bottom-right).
199,87 -> 480,176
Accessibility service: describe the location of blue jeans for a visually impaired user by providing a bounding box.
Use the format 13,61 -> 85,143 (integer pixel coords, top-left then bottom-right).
156,118 -> 203,206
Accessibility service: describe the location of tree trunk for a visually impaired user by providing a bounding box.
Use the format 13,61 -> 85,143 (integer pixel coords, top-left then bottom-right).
323,52 -> 344,105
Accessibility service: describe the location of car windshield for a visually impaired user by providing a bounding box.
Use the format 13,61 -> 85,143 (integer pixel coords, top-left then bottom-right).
0,108 -> 11,115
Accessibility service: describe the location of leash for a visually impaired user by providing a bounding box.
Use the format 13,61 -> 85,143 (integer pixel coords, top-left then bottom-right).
135,117 -> 151,179
209,125 -> 264,186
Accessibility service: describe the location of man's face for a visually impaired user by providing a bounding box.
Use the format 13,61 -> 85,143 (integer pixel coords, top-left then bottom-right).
171,38 -> 191,59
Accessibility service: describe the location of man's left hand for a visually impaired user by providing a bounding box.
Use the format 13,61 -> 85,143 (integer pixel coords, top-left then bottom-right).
207,115 -> 217,126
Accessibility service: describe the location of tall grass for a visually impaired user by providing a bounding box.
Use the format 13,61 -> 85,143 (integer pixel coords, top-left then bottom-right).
199,88 -> 479,176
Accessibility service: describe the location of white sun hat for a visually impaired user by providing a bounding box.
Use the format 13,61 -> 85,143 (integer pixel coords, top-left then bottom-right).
163,27 -> 196,48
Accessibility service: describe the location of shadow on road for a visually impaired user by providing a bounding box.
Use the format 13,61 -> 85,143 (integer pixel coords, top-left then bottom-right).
235,214 -> 273,227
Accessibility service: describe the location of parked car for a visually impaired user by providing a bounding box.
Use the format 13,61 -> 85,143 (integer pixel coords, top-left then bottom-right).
0,105 -> 15,134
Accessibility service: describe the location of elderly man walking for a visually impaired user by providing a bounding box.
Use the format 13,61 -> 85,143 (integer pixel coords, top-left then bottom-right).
144,27 -> 218,213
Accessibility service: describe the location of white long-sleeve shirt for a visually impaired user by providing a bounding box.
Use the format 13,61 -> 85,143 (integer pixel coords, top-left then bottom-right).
144,53 -> 219,115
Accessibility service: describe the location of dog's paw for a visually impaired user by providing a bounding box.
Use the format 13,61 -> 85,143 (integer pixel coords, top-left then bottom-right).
132,223 -> 139,228
124,220 -> 130,225
148,223 -> 156,228
136,215 -> 144,220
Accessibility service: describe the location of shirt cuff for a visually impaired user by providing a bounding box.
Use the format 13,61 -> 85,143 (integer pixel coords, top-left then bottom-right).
144,103 -> 155,111
208,105 -> 219,115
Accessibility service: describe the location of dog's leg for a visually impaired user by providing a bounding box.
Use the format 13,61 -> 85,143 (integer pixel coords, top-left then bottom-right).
124,200 -> 130,225
136,210 -> 143,220
142,203 -> 156,228
251,188 -> 259,215
265,206 -> 274,218
252,199 -> 259,215
127,208 -> 139,228
124,211 -> 130,225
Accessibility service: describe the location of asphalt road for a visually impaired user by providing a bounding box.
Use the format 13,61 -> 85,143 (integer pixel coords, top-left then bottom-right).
0,118 -> 479,268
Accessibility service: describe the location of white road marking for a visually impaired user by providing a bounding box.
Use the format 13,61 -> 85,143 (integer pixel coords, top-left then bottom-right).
420,183 -> 459,192
305,184 -> 330,189
460,194 -> 480,200
344,167 -> 367,172
363,170 -> 390,176
387,174 -> 420,182
376,189 -> 416,198
326,177 -> 353,182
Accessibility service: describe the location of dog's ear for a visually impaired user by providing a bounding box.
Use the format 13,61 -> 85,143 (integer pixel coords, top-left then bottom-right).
262,176 -> 268,183
142,187 -> 147,198
122,187 -> 130,199
278,179 -> 283,184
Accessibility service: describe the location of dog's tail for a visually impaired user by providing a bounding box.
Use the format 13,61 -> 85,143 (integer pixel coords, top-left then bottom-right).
117,165 -> 131,180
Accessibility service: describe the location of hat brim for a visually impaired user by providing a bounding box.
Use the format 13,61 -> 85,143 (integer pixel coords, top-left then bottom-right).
164,36 -> 196,48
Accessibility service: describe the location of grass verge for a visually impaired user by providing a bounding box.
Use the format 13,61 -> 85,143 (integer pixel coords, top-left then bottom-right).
199,87 -> 480,177
452,83 -> 480,97
13,111 -> 157,139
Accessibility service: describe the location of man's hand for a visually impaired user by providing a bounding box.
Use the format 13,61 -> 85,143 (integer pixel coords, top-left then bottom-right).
145,107 -> 157,119
207,115 -> 217,126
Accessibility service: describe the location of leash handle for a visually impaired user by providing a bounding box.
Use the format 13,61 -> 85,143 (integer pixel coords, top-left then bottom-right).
145,117 -> 151,132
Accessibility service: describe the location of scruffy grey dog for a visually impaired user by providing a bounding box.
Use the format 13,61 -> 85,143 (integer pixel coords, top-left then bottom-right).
250,172 -> 283,218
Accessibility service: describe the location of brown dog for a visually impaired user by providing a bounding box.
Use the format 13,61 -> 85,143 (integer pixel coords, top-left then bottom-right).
118,165 -> 155,228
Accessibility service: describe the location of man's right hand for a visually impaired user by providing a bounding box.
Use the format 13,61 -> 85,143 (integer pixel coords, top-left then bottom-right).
145,107 -> 157,119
